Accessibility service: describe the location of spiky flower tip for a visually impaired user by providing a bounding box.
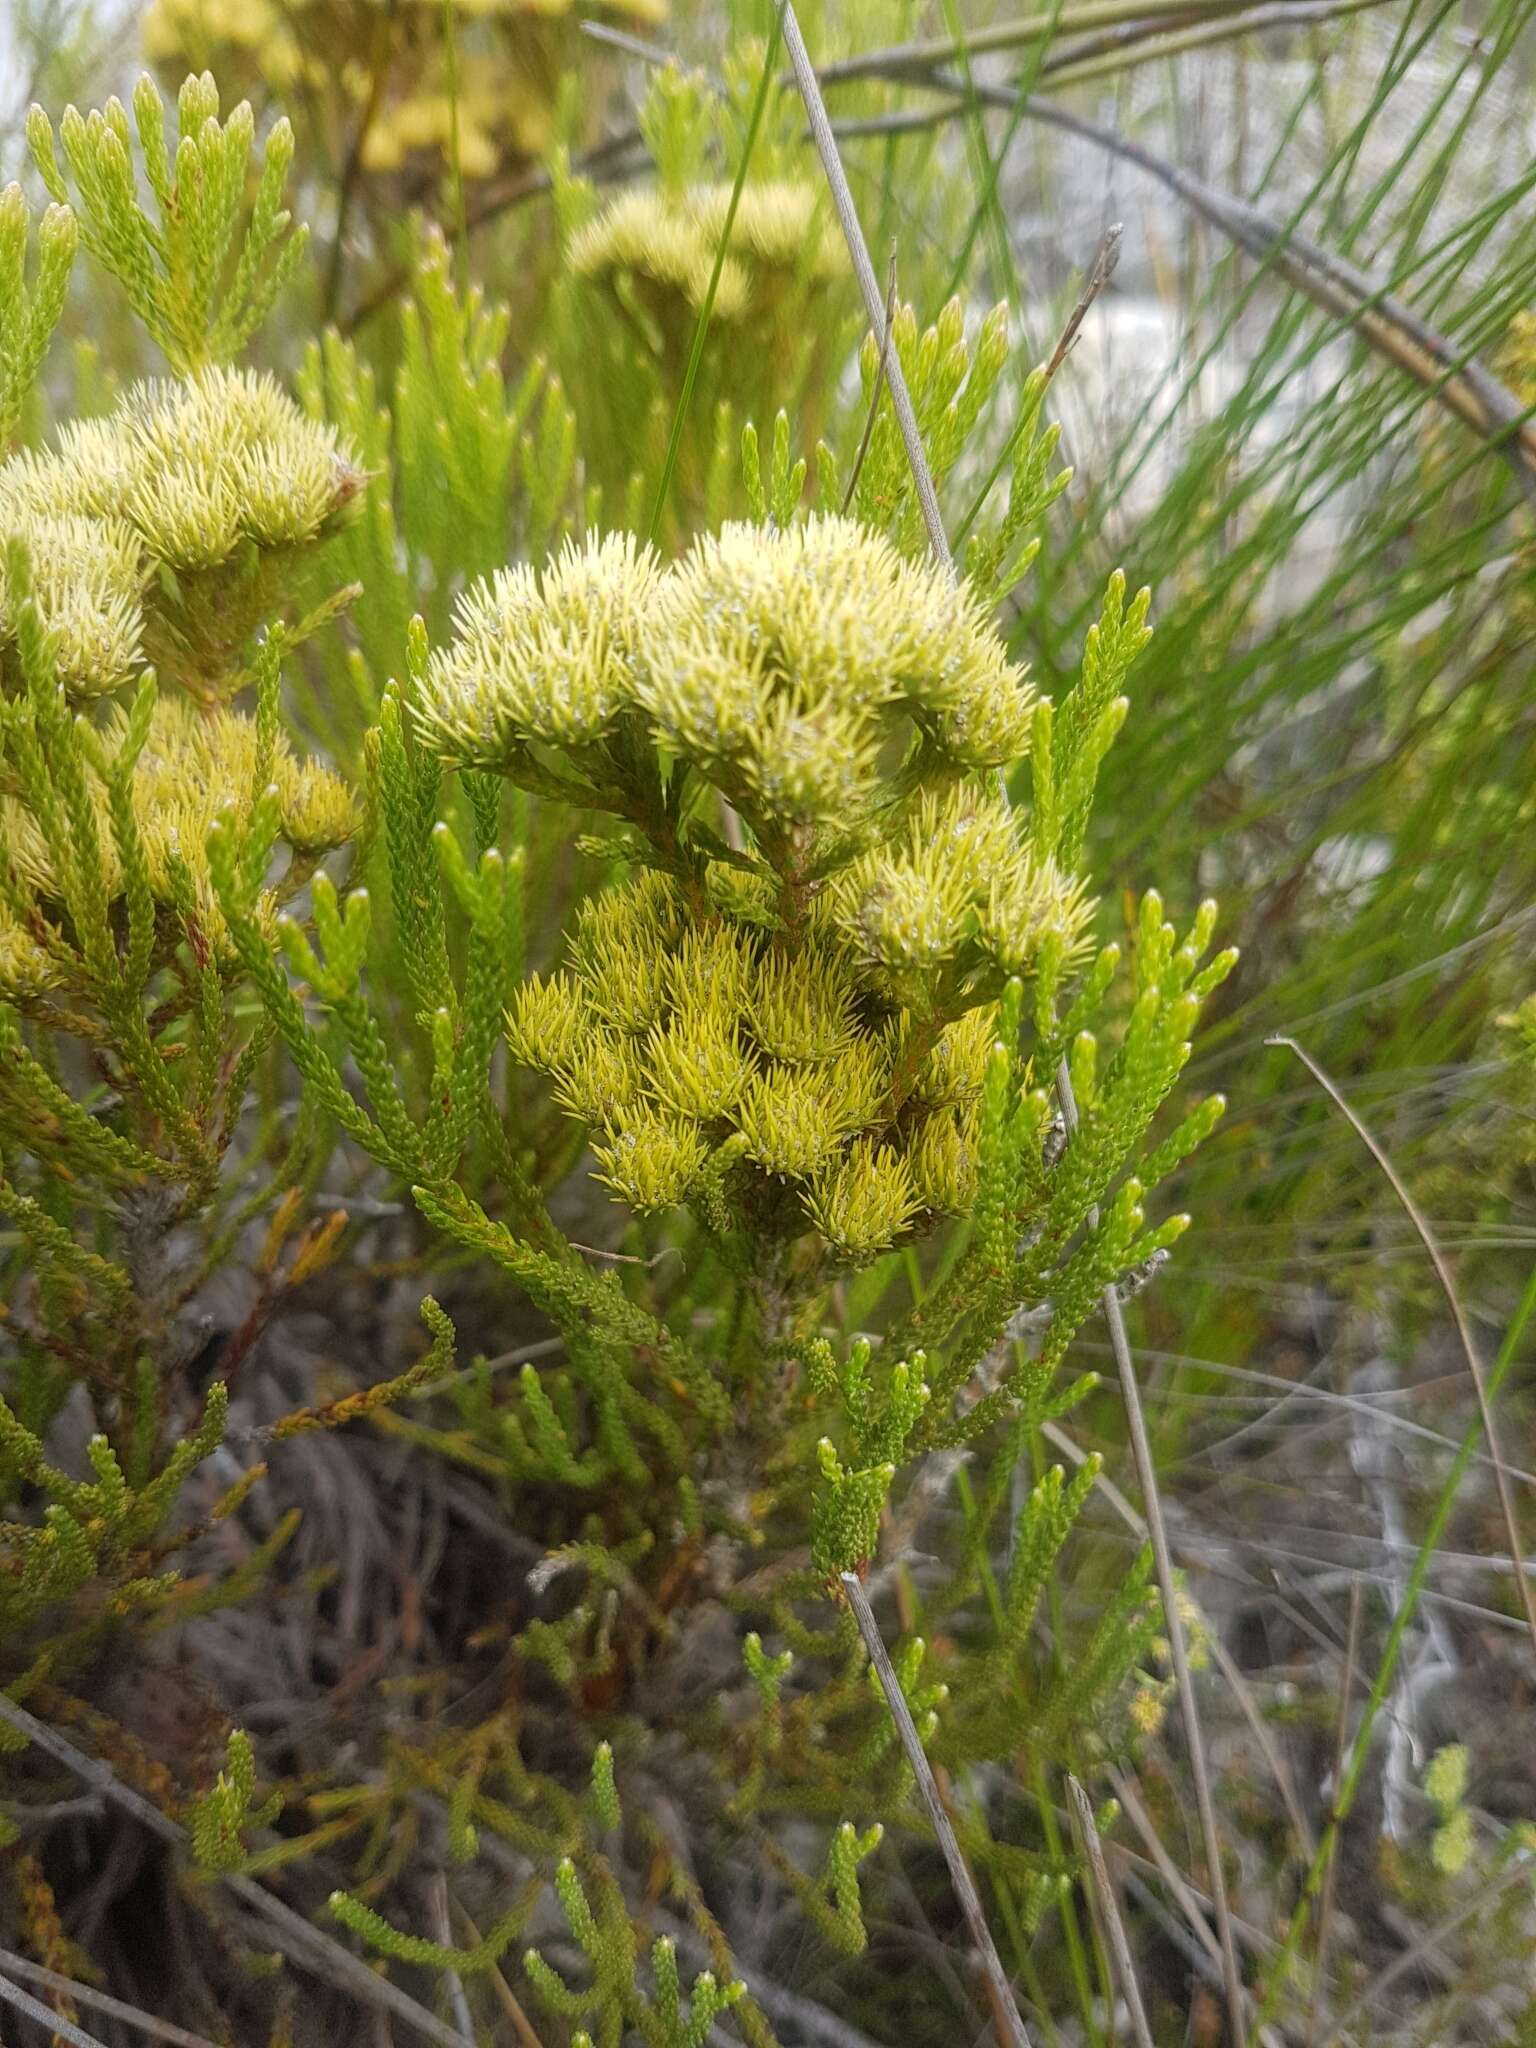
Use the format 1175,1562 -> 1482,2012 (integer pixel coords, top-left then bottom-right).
0,697 -> 358,988
420,532 -> 659,769
643,516 -> 1040,788
569,180 -> 840,324
0,509 -> 149,699
0,914 -> 62,1001
504,864 -> 1000,1260
0,368 -> 363,697
420,516 -> 1045,844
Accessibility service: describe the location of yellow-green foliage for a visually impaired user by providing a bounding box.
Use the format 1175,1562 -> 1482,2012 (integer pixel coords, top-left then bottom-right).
0,368 -> 363,699
27,73 -> 305,373
0,1377 -> 227,1640
0,185 -> 77,452
549,57 -> 852,529
188,1727 -> 282,1870
1425,1743 -> 1474,1877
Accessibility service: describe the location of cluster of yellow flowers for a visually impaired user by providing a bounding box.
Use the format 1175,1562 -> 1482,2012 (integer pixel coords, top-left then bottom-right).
421,518 -> 1046,806
142,0 -> 664,183
570,181 -> 841,327
507,868 -> 998,1254
0,698 -> 357,1001
424,516 -> 1090,1258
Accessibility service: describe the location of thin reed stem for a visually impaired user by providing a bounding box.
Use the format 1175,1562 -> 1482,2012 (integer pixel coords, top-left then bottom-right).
1269,1035 -> 1536,1655
1055,1060 -> 1249,2046
779,0 -> 954,567
1066,1774 -> 1157,2048
841,1570 -> 1033,2048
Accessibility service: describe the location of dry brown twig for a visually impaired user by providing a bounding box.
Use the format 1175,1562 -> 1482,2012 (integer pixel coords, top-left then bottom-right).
1044,222 -> 1123,382
1066,1774 -> 1157,2048
0,1947 -> 220,2048
1055,1060 -> 1250,2044
0,1694 -> 469,2048
1032,0 -> 1398,88
841,1570 -> 1033,2047
815,0 -> 1252,83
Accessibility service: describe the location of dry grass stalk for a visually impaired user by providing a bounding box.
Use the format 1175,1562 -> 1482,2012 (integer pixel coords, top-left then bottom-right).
841,1570 -> 1034,2048
1055,1059 -> 1250,2044
0,1947 -> 221,2048
778,0 -> 954,568
1268,1035 -> 1536,1656
1066,1773 -> 1157,2048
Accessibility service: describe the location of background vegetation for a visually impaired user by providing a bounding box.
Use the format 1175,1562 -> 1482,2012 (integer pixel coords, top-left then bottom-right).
0,0 -> 1533,2041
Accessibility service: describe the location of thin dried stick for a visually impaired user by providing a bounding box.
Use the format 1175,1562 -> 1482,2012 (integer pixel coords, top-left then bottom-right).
1308,1583 -> 1362,2041
428,1873 -> 476,2045
0,1695 -> 468,2048
451,1898 -> 548,2048
778,0 -> 953,568
579,18 -> 684,69
1104,1766 -> 1220,1966
1055,1062 -> 1248,2046
0,1967 -> 112,2048
1041,1418 -> 1316,1858
0,1949 -> 220,2048
1034,0 -> 1396,87
841,1572 -> 1031,2048
1066,1776 -> 1156,2048
816,0 -> 1245,83
1268,1035 -> 1536,1657
949,220 -> 1122,548
1044,223 -> 1123,382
